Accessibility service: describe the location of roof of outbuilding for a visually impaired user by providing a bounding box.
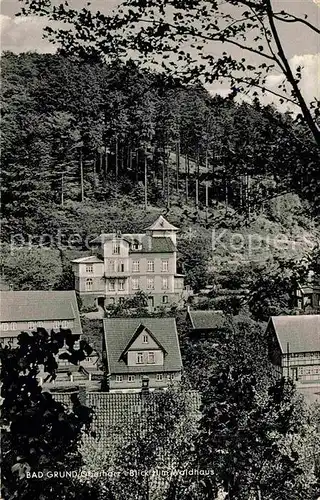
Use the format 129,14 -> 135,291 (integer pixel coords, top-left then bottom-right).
54,390 -> 201,450
188,310 -> 226,330
268,314 -> 320,354
103,317 -> 182,374
0,290 -> 82,336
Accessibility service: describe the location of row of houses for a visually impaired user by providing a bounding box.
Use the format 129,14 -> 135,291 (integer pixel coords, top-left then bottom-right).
0,288 -> 319,401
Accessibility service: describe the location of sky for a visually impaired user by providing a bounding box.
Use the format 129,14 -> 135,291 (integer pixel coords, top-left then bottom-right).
1,0 -> 319,110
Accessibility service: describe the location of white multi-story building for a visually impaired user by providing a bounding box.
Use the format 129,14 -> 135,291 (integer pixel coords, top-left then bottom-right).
72,216 -> 187,309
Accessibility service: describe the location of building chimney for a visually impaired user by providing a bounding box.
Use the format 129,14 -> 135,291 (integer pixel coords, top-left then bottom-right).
141,376 -> 150,395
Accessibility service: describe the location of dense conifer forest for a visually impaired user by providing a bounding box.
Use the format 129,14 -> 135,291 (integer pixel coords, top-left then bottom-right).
1,52 -> 319,238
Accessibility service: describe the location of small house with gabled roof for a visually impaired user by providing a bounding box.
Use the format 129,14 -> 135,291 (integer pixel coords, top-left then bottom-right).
187,308 -> 226,338
72,215 -> 187,310
103,317 -> 183,392
0,290 -> 82,348
266,314 -> 320,399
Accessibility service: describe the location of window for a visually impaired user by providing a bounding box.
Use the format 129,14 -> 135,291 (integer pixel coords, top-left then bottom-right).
61,320 -> 68,329
28,322 -> 35,330
108,260 -> 116,272
53,321 -> 60,329
132,260 -> 140,272
132,278 -> 139,290
142,334 -> 149,343
85,278 -> 93,291
156,374 -> 163,381
132,241 -> 140,250
162,260 -> 169,272
147,278 -> 154,290
119,297 -> 125,304
167,373 -> 174,381
148,352 -> 155,364
162,296 -> 168,304
128,375 -> 135,383
10,322 -> 17,331
162,277 -> 169,290
108,280 -> 115,291
147,260 -> 154,272
86,264 -> 93,273
137,352 -> 143,364
115,375 -> 123,382
117,261 -> 124,273
1,323 -> 9,331
113,242 -> 120,254
118,279 -> 125,291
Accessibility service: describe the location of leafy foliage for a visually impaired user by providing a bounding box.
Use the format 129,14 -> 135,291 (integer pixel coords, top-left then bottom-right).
0,328 -> 97,499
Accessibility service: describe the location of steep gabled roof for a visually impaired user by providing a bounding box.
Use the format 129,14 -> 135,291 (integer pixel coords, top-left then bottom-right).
119,324 -> 167,360
188,309 -> 226,330
103,317 -> 182,374
268,314 -> 320,354
0,290 -> 82,336
145,215 -> 179,232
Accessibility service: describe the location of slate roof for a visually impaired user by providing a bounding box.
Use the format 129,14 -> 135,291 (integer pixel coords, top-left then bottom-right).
90,233 -> 176,253
268,314 -> 320,354
145,215 -> 179,232
103,317 -> 182,374
0,290 -> 82,336
188,310 -> 226,330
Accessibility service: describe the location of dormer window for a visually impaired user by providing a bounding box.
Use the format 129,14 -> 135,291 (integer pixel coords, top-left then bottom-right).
142,334 -> 149,343
132,241 -> 141,250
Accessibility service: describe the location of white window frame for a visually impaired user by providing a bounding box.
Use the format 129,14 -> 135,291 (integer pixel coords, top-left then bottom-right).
128,375 -> 135,383
117,260 -> 125,273
156,374 -> 163,381
161,260 -> 169,272
86,264 -> 93,273
112,242 -> 120,255
1,323 -> 9,331
147,278 -> 154,290
148,352 -> 155,364
10,322 -> 17,331
28,322 -> 35,330
132,260 -> 140,272
132,278 -> 139,290
162,277 -> 169,290
115,375 -> 123,382
147,260 -> 155,272
118,279 -> 125,291
142,334 -> 149,343
108,279 -> 115,291
85,278 -> 93,291
137,352 -> 143,364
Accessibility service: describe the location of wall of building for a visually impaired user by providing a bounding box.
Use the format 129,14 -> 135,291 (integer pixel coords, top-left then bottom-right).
109,371 -> 181,392
127,349 -> 164,366
281,352 -> 320,382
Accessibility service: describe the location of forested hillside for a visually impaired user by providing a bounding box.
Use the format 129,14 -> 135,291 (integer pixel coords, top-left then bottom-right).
1,52 -> 319,239
1,52 -> 319,315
